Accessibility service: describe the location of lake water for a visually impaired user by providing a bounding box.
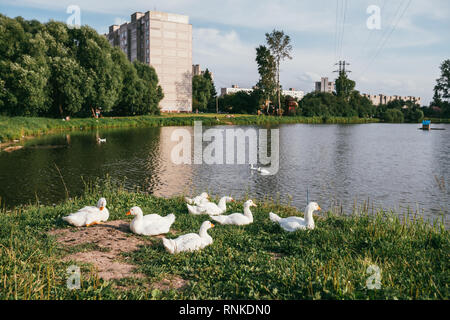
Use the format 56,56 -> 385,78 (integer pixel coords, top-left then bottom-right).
0,123 -> 448,226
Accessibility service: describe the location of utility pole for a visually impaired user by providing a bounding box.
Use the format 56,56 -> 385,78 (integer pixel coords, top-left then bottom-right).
216,96 -> 218,114
333,60 -> 352,76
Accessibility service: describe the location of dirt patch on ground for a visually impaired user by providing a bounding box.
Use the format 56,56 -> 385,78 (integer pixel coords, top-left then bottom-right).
152,275 -> 188,291
49,220 -> 146,281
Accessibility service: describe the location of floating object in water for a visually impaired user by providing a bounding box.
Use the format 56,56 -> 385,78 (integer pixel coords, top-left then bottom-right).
97,138 -> 107,143
250,164 -> 271,175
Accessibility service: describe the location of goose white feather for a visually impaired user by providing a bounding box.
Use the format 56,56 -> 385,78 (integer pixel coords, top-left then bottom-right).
162,221 -> 214,254
184,192 -> 209,206
126,206 -> 175,236
211,200 -> 256,226
62,198 -> 109,227
187,196 -> 234,216
269,202 -> 321,231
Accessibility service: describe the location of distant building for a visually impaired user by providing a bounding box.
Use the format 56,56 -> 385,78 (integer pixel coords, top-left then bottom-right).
192,64 -> 214,80
107,11 -> 193,112
362,94 -> 421,106
315,77 -> 335,93
220,85 -> 253,96
220,85 -> 305,100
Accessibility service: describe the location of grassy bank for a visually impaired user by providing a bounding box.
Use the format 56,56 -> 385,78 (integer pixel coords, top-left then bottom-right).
0,114 -> 379,143
0,183 -> 447,300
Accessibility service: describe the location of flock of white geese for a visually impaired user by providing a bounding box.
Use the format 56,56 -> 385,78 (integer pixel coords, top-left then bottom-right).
62,193 -> 321,254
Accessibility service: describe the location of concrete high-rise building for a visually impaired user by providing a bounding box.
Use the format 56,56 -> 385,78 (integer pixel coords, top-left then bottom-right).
315,77 -> 335,94
107,11 -> 192,112
362,94 -> 421,106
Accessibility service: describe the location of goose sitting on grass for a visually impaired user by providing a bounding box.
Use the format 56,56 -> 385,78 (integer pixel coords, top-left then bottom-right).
162,221 -> 214,254
269,202 -> 321,231
187,196 -> 234,216
184,192 -> 210,206
62,198 -> 109,227
210,200 -> 256,226
126,206 -> 175,236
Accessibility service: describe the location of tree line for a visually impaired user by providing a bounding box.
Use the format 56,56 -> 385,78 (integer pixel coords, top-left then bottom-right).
0,15 -> 163,118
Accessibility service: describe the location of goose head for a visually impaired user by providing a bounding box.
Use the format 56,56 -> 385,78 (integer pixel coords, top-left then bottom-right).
306,202 -> 321,214
97,198 -> 107,211
200,221 -> 215,233
244,199 -> 257,208
200,192 -> 209,199
126,206 -> 144,217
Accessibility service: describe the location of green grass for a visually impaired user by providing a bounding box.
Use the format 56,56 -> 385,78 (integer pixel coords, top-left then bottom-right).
0,114 -> 379,143
0,181 -> 447,300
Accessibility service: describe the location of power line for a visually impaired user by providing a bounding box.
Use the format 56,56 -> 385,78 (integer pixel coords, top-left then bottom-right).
333,0 -> 341,63
338,0 -> 348,61
353,0 -> 388,67
357,0 -> 412,79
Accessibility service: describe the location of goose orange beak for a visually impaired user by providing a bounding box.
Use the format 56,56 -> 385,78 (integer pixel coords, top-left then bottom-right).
99,207 -> 104,211
126,211 -> 131,216
211,223 -> 215,228
318,206 -> 322,211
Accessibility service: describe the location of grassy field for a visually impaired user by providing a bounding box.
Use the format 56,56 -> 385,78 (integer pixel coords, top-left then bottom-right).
0,114 -> 379,143
0,181 -> 447,300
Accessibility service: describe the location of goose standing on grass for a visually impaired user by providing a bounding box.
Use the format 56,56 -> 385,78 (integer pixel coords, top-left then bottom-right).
162,221 -> 214,254
211,200 -> 256,226
184,192 -> 210,206
126,206 -> 176,236
62,198 -> 109,227
187,196 -> 234,216
269,202 -> 321,231
250,164 -> 271,175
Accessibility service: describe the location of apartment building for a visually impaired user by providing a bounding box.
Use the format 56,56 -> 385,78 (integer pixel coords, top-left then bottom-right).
107,11 -> 192,112
315,77 -> 335,94
363,94 -> 421,106
220,85 -> 305,100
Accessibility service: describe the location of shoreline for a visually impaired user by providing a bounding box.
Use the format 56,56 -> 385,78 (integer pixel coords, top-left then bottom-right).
0,184 -> 447,300
0,114 -> 379,146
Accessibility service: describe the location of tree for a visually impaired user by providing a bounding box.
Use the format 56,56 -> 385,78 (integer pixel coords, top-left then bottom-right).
192,75 -> 212,112
255,45 -> 277,107
335,71 -> 355,100
202,69 -> 217,111
265,30 -> 292,110
433,59 -> 450,117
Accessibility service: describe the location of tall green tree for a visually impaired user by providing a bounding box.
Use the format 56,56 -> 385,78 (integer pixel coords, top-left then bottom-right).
335,71 -> 355,100
203,69 -> 217,111
192,74 -> 213,112
265,30 -> 292,109
433,59 -> 450,117
255,45 -> 277,106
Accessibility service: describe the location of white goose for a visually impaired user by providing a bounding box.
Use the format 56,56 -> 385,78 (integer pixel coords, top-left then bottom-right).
250,164 -> 271,175
162,221 -> 214,254
184,192 -> 210,206
126,206 -> 175,236
269,202 -> 321,231
62,198 -> 109,227
211,199 -> 256,226
187,196 -> 234,216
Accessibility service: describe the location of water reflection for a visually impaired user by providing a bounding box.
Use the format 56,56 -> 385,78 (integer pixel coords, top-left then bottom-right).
0,123 -> 448,227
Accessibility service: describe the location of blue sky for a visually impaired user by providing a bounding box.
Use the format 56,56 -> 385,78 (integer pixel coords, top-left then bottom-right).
1,0 -> 449,105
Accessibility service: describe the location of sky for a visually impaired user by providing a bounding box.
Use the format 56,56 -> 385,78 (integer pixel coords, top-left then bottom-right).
1,0 -> 449,105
